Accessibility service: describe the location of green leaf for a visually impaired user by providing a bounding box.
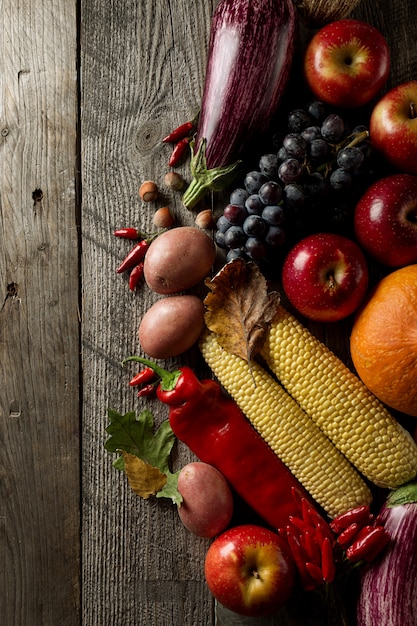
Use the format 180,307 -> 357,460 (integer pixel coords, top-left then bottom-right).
104,407 -> 181,504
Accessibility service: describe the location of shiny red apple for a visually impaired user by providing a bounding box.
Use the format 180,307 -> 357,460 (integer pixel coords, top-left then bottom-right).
204,524 -> 295,617
369,80 -> 417,174
354,174 -> 417,267
303,19 -> 390,108
282,233 -> 369,322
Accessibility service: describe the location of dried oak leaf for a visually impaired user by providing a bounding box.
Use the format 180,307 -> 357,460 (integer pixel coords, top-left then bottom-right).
204,258 -> 280,361
122,451 -> 167,499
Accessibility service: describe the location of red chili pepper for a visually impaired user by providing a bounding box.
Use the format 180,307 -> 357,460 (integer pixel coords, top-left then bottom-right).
129,367 -> 156,387
129,262 -> 144,291
337,522 -> 360,548
321,536 -> 336,583
346,525 -> 390,563
168,137 -> 190,167
137,384 -> 157,398
330,505 -> 372,534
305,561 -> 324,586
113,227 -> 142,240
121,356 -> 320,531
116,240 -> 150,274
282,527 -> 316,591
162,120 -> 195,144
302,530 -> 321,566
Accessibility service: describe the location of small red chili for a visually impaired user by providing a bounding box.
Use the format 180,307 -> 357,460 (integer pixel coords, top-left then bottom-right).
337,522 -> 360,548
137,384 -> 157,398
346,525 -> 390,563
129,367 -> 156,387
330,505 -> 372,534
283,527 -> 316,591
305,561 -> 324,585
113,227 -> 142,240
321,536 -> 336,583
162,120 -> 195,144
302,530 -> 321,566
168,137 -> 190,167
129,262 -> 145,291
116,240 -> 150,274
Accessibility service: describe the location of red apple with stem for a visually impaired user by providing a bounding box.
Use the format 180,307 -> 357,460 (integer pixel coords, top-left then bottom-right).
204,524 -> 295,617
282,233 -> 369,322
369,80 -> 417,174
303,19 -> 390,108
354,173 -> 417,267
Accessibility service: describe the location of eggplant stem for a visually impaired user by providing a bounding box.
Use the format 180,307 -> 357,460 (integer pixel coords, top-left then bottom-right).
182,138 -> 241,209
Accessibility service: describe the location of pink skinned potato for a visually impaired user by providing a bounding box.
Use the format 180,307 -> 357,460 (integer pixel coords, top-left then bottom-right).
138,294 -> 205,359
143,226 -> 216,294
177,462 -> 234,538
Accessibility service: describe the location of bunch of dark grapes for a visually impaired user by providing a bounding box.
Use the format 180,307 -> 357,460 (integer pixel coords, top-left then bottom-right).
215,100 -> 377,265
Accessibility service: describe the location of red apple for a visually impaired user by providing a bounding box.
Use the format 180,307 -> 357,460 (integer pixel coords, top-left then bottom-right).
282,233 -> 369,322
177,462 -> 234,538
204,524 -> 295,617
303,19 -> 390,108
369,80 -> 417,174
354,174 -> 417,267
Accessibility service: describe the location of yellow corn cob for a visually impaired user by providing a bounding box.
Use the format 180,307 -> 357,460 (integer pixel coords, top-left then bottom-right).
199,329 -> 372,518
260,305 -> 417,489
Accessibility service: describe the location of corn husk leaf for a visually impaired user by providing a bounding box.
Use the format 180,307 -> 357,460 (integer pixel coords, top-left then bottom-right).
203,258 -> 280,362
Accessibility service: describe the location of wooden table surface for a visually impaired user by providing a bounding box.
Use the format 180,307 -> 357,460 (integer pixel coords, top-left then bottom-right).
1,1 -> 416,624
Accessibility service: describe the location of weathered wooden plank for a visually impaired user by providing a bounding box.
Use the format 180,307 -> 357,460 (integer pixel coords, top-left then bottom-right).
80,1 -> 218,625
0,1 -> 80,624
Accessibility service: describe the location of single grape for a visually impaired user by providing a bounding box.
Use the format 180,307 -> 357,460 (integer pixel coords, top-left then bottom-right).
304,172 -> 328,199
245,237 -> 267,260
330,168 -> 353,191
245,194 -> 264,215
224,225 -> 246,248
223,203 -> 247,225
244,171 -> 267,194
265,225 -> 286,247
309,138 -> 328,161
226,248 -> 247,262
307,100 -> 327,123
277,146 -> 288,162
301,126 -> 321,143
321,114 -> 345,142
278,158 -> 303,184
283,133 -> 307,160
262,205 -> 285,226
287,108 -> 311,133
215,230 -> 227,249
216,215 -> 231,233
336,146 -> 365,170
258,180 -> 282,205
259,154 -> 280,178
229,188 -> 249,206
283,183 -> 305,209
243,214 -> 266,237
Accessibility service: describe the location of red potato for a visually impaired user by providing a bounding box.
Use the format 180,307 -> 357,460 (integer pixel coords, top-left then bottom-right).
177,462 -> 234,538
138,294 -> 205,359
143,226 -> 216,294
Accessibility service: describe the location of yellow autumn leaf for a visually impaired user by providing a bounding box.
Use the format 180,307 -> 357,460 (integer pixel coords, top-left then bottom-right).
204,258 -> 280,361
122,451 -> 167,499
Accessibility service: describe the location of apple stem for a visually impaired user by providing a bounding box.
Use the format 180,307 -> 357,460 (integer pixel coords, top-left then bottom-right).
410,101 -> 416,119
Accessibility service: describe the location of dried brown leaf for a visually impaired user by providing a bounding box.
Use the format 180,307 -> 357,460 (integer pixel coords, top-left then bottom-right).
203,258 -> 280,361
122,451 -> 167,499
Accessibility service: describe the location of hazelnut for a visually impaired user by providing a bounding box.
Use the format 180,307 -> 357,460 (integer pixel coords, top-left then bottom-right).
195,209 -> 215,230
164,171 -> 185,191
139,180 -> 159,202
153,206 -> 175,229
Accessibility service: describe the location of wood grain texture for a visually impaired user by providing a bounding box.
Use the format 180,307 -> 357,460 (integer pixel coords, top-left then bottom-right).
80,1 -> 217,625
0,1 -> 80,624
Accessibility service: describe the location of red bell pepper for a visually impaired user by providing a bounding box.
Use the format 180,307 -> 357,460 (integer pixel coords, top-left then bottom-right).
122,356 -> 324,530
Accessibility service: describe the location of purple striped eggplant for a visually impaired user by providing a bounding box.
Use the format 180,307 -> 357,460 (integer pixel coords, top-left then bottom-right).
182,0 -> 297,209
357,480 -> 417,626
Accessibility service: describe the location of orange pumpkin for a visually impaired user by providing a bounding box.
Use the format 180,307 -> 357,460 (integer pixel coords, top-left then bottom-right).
350,264 -> 417,417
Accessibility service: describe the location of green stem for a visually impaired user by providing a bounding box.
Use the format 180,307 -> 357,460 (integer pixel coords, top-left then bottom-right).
387,479 -> 417,507
121,356 -> 181,391
182,138 -> 242,209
